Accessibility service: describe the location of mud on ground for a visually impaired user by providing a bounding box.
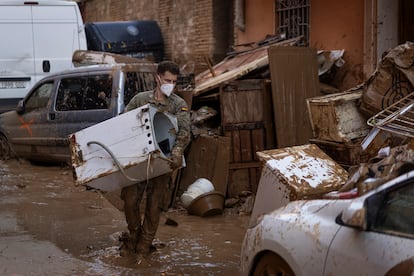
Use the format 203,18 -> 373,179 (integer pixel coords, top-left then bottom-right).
0,160 -> 249,275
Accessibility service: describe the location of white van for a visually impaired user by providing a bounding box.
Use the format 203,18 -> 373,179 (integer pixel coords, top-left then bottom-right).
0,0 -> 87,113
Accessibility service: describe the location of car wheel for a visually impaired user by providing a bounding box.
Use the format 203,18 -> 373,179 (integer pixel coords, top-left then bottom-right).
253,252 -> 294,276
0,133 -> 12,160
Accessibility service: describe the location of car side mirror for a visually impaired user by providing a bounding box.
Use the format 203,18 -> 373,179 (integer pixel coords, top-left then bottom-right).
336,197 -> 368,230
16,100 -> 25,114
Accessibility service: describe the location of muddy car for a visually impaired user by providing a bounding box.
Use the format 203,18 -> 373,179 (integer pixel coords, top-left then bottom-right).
0,63 -> 156,163
240,170 -> 414,275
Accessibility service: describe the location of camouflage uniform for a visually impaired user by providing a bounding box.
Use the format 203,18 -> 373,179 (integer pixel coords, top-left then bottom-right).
121,90 -> 191,255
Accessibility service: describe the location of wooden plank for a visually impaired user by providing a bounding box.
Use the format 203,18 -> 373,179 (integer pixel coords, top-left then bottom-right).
231,130 -> 241,162
212,137 -> 231,194
229,162 -> 260,169
263,81 -> 276,149
249,167 -> 259,194
268,46 -> 321,148
195,55 -> 269,96
175,89 -> 193,109
251,128 -> 265,160
223,126 -> 268,196
227,169 -> 251,198
240,129 -> 252,161
227,167 -> 262,197
220,79 -> 265,124
225,126 -> 269,163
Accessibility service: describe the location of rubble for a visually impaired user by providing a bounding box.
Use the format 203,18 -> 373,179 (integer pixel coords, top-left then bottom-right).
305,42 -> 414,200
328,143 -> 414,197
194,36 -> 302,96
360,41 -> 414,117
184,34 -> 350,204
233,41 -> 414,214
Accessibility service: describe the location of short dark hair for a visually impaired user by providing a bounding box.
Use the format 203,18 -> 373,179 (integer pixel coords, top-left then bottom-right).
157,60 -> 180,75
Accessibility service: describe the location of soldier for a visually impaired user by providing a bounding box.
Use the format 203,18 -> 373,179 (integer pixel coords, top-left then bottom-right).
120,61 -> 191,264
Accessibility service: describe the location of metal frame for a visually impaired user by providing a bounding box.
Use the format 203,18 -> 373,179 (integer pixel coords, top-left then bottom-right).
368,91 -> 414,138
276,0 -> 310,46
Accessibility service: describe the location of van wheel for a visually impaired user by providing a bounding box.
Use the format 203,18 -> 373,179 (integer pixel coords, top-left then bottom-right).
253,252 -> 294,276
0,133 -> 12,160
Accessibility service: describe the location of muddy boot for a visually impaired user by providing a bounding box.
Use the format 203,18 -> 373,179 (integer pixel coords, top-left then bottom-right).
135,236 -> 156,255
119,232 -> 137,257
135,241 -> 151,265
136,252 -> 152,266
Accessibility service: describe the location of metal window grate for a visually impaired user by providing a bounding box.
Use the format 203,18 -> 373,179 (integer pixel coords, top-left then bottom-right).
368,91 -> 414,138
277,0 -> 310,46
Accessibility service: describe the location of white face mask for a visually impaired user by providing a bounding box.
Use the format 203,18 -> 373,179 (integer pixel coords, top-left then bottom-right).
160,83 -> 175,97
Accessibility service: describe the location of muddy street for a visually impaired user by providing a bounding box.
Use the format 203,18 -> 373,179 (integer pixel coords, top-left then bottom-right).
0,160 -> 249,275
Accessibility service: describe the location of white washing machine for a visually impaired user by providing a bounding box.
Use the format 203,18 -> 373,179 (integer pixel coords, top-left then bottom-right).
69,103 -> 179,192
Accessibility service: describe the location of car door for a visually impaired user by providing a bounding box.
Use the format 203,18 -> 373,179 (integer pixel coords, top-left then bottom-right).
4,80 -> 54,160
324,179 -> 414,275
49,72 -> 116,161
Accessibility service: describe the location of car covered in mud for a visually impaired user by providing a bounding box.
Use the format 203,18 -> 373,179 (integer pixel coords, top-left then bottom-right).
240,169 -> 414,275
0,63 -> 156,163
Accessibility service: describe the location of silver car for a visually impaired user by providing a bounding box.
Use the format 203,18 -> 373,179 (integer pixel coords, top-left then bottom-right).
241,170 -> 414,275
0,63 -> 156,163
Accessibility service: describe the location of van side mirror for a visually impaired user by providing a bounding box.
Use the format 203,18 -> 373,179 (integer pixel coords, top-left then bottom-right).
16,100 -> 25,114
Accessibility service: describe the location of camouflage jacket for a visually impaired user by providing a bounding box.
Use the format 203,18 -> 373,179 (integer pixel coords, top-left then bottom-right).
125,90 -> 191,153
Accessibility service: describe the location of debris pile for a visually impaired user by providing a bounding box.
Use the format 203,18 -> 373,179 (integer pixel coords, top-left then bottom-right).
262,41 -> 414,209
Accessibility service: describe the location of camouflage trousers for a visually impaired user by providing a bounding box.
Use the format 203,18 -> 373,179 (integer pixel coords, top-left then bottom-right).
121,173 -> 171,254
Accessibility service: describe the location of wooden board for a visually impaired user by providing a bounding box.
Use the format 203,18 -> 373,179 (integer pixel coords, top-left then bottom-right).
220,79 -> 274,125
223,124 -> 270,162
223,124 -> 271,197
220,78 -> 276,150
268,46 -> 321,148
227,165 -> 262,197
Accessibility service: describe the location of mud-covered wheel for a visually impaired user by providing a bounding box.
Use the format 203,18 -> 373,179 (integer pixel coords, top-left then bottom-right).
253,252 -> 295,276
0,133 -> 12,160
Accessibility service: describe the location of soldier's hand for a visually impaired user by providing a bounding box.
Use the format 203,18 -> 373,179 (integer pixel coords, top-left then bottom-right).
170,146 -> 183,170
170,154 -> 182,170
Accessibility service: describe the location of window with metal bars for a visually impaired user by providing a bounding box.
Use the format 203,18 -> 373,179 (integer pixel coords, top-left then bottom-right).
276,0 -> 310,46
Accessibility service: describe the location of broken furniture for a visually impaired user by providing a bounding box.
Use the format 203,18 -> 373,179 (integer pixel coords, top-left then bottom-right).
307,89 -> 371,167
250,144 -> 349,225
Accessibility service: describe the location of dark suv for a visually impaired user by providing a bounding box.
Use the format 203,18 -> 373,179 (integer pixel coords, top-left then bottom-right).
0,63 -> 156,163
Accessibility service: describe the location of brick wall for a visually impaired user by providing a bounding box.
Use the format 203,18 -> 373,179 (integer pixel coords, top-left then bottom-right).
79,0 -> 225,74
